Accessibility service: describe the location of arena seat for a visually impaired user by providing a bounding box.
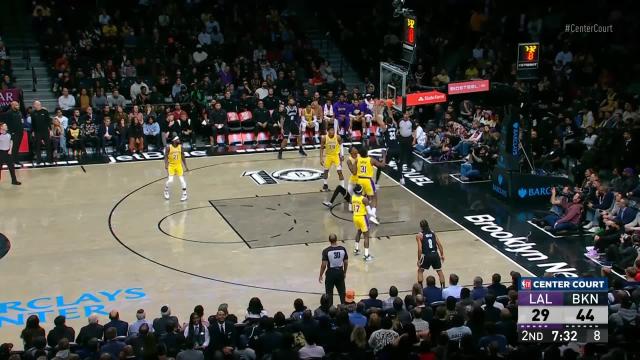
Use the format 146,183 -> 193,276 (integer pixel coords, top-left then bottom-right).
256,132 -> 270,144
351,130 -> 362,141
239,111 -> 255,132
241,132 -> 256,145
228,133 -> 242,146
227,112 -> 242,132
216,134 -> 226,145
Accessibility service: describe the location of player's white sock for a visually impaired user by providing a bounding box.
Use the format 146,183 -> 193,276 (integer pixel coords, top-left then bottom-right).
366,205 -> 374,216
179,176 -> 187,189
364,248 -> 369,256
340,180 -> 345,188
371,207 -> 377,217
355,242 -> 359,250
323,179 -> 327,185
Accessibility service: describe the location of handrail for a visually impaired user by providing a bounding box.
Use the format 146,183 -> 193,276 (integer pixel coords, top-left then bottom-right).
32,67 -> 37,92
23,47 -> 31,70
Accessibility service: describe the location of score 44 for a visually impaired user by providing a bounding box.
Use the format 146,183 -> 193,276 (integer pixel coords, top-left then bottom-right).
530,308 -> 595,322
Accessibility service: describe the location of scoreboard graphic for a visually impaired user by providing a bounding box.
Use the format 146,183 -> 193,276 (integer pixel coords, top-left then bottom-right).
516,42 -> 540,80
518,278 -> 608,343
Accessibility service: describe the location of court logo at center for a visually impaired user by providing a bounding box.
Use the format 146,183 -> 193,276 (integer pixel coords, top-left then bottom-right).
272,168 -> 324,182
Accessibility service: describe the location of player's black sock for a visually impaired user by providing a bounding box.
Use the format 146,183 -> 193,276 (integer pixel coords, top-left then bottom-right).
330,185 -> 347,203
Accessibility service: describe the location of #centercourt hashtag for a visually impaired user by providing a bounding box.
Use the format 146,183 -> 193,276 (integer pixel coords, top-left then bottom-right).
564,24 -> 613,33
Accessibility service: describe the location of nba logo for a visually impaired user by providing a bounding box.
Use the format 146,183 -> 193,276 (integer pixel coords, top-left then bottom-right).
521,279 -> 532,290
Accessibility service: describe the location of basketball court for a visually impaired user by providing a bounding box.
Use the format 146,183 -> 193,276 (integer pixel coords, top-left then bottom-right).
0,150 -> 520,346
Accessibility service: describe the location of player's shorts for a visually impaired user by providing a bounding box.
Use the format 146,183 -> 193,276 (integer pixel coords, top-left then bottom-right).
419,252 -> 442,271
353,215 -> 369,233
357,177 -> 376,196
168,164 -> 184,176
283,121 -> 300,137
324,155 -> 342,170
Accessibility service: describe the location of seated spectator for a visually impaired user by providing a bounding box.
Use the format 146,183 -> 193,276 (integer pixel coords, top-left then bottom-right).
232,335 -> 255,360
368,316 -> 399,355
158,320 -> 185,358
143,116 -> 161,150
81,116 -> 99,152
313,294 -> 333,319
482,295 -> 504,323
208,103 -> 228,146
605,199 -> 638,227
76,315 -> 104,346
105,310 -> 128,337
487,273 -> 508,297
540,138 -> 564,171
348,302 -> 367,327
456,288 -> 474,314
442,274 -> 462,299
444,314 -> 471,342
584,185 -> 615,229
128,117 -> 144,154
471,276 -> 487,301
128,309 -> 153,337
539,190 -> 584,233
98,116 -> 115,155
589,219 -> 625,257
178,111 -> 195,145
107,90 -> 126,108
422,276 -> 443,304
177,338 -> 204,360
290,298 -> 307,320
384,285 -> 401,310
101,327 -> 126,359
452,121 -> 483,157
92,88 -> 108,110
58,88 -> 76,111
362,288 -> 384,310
478,322 -> 508,354
245,297 -> 267,322
153,305 -> 180,337
20,315 -> 46,350
298,332 -> 325,360
460,145 -> 490,181
46,315 -> 75,347
50,117 -> 65,159
388,297 -> 412,324
183,312 -> 209,350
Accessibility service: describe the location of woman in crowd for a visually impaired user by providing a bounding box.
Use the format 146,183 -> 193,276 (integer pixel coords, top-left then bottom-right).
50,117 -> 65,160
114,117 -> 128,154
20,315 -> 46,350
183,312 -> 210,350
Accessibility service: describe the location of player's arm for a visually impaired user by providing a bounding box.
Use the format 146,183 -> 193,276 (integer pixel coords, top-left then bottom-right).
371,157 -> 386,168
347,156 -> 357,175
435,233 -> 445,261
338,137 -> 344,161
416,234 -> 423,261
319,136 -> 325,162
181,147 -> 188,171
318,260 -> 328,283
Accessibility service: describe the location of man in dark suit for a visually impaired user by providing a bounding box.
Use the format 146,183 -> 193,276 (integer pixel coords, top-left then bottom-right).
158,320 -> 185,358
100,327 -> 126,359
46,315 -> 76,347
98,116 -> 116,155
76,315 -> 104,346
208,310 -> 236,360
30,100 -> 53,163
612,199 -> 637,225
104,310 -> 129,337
153,306 -> 180,337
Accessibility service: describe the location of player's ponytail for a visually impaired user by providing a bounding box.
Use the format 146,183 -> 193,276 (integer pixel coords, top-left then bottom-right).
420,219 -> 430,233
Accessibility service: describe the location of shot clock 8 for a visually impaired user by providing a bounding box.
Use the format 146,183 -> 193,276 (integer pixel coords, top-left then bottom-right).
517,278 -> 608,343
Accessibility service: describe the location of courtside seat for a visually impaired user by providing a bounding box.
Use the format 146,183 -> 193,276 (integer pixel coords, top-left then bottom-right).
351,130 -> 362,141
227,112 -> 242,132
228,133 -> 242,146
239,111 -> 255,131
256,132 -> 270,144
242,132 -> 256,145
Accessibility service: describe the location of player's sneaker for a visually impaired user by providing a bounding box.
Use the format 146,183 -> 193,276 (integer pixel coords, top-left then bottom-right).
277,150 -> 283,159
363,254 -> 373,262
322,184 -> 330,192
299,148 -> 307,156
322,201 -> 332,208
400,177 -> 405,185
348,203 -> 352,212
180,192 -> 188,201
353,249 -> 361,255
369,216 -> 380,225
164,189 -> 170,200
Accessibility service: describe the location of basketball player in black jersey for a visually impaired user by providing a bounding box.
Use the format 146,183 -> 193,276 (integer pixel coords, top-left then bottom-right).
375,117 -> 403,184
278,98 -> 307,159
416,219 -> 445,288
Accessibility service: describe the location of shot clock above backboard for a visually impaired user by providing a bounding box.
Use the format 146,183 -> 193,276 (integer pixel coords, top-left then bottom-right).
516,42 -> 540,80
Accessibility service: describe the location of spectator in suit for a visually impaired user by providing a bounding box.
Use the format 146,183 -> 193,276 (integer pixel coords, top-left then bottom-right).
76,315 -> 104,346
422,276 -> 443,305
153,305 -> 180,337
208,310 -> 236,360
104,310 -> 129,337
487,273 -> 508,296
584,185 -> 615,229
31,100 -> 53,163
100,327 -> 126,359
209,102 -> 228,146
143,116 -> 161,150
158,320 -> 185,358
46,316 -> 75,347
606,199 -> 637,226
98,116 -> 115,154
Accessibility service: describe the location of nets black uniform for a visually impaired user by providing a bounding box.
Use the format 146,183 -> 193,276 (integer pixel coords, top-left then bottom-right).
418,230 -> 441,270
383,123 -> 401,166
284,105 -> 300,137
322,245 -> 348,306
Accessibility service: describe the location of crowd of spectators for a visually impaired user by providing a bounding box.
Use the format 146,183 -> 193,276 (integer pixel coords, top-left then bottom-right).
1,272 -> 638,360
0,35 -> 20,113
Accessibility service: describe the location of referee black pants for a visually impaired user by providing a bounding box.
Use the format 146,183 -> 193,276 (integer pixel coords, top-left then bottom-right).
325,268 -> 346,306
0,150 -> 18,183
399,135 -> 413,170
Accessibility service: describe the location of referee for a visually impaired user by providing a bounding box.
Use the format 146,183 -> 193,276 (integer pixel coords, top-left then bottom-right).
398,112 -> 414,176
319,233 -> 348,306
0,122 -> 21,185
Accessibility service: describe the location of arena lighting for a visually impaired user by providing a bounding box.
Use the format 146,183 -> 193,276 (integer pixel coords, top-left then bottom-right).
392,0 -> 413,17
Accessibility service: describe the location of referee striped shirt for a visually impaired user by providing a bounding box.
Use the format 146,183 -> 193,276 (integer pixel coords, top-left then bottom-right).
322,245 -> 348,270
